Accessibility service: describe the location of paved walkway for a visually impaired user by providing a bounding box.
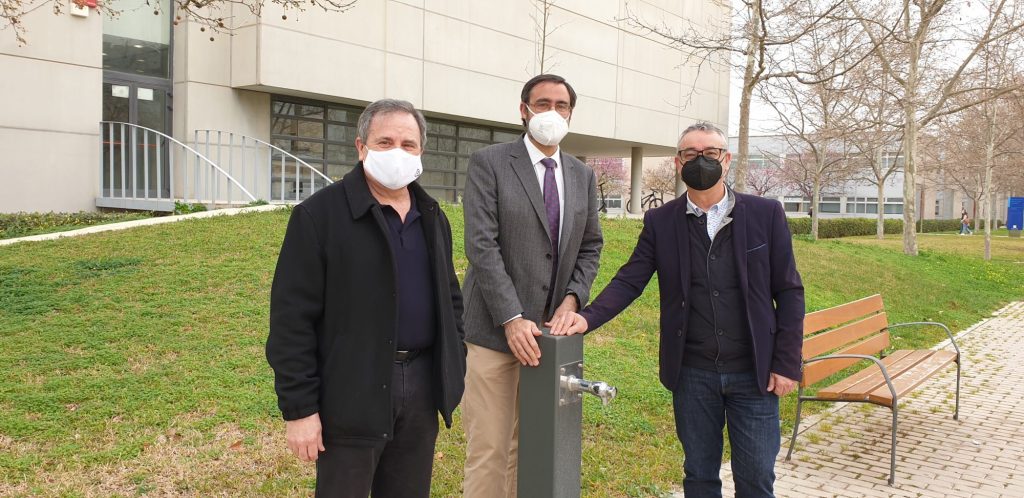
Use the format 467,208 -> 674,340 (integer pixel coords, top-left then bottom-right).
674,301 -> 1024,497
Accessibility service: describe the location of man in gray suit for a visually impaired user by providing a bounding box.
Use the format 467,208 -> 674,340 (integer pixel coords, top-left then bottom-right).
461,74 -> 604,497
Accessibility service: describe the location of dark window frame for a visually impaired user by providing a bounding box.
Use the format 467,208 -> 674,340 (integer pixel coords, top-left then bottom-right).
271,95 -> 521,202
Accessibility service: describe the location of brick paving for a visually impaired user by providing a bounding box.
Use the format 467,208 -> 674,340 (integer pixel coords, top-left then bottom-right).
673,301 -> 1024,497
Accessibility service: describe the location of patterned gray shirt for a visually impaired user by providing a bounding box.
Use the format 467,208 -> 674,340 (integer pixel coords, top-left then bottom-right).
686,188 -> 735,240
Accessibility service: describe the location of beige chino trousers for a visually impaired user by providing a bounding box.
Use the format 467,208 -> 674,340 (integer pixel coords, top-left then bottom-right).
462,343 -> 522,498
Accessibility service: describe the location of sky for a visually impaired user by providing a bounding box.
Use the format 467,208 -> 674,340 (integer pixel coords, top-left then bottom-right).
727,77 -> 779,138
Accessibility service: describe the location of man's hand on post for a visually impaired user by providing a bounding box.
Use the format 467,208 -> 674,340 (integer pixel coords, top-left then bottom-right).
767,372 -> 798,397
286,412 -> 325,462
548,311 -> 589,336
545,295 -> 579,335
504,317 -> 542,366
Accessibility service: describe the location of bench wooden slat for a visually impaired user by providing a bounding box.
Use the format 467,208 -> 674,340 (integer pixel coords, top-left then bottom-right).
817,349 -> 916,397
804,294 -> 884,336
802,312 -> 889,359
867,350 -> 958,405
801,331 -> 890,387
817,350 -> 929,402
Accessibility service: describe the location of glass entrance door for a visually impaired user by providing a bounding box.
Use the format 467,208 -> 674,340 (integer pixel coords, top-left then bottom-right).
102,79 -> 171,198
101,0 -> 172,201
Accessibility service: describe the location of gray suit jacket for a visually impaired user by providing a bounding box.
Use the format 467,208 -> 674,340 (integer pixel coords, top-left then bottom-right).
462,138 -> 603,353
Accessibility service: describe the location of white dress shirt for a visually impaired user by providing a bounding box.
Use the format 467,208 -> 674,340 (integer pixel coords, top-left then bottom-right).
501,137 -> 568,325
523,135 -> 565,241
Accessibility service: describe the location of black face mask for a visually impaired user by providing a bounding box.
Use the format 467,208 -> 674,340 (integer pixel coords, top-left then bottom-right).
681,155 -> 723,191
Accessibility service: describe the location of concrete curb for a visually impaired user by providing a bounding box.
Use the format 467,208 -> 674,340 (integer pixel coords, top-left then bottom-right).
0,204 -> 289,247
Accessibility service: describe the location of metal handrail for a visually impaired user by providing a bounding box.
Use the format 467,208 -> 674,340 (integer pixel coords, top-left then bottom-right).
193,131 -> 333,184
193,130 -> 334,203
100,121 -> 257,205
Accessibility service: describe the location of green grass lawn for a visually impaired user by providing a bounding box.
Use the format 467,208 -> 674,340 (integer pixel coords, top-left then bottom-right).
2,207 -> 1022,497
843,232 -> 1024,263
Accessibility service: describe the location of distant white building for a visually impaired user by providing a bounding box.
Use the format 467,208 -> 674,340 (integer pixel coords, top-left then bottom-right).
729,135 -> 1010,221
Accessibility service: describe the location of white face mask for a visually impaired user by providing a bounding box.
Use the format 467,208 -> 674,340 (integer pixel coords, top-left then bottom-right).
526,106 -> 570,146
362,147 -> 422,190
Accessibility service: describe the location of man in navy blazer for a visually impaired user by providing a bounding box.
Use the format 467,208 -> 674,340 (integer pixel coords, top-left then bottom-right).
556,122 -> 804,498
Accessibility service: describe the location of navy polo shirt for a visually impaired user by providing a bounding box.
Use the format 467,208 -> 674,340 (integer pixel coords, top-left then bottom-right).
381,191 -> 437,350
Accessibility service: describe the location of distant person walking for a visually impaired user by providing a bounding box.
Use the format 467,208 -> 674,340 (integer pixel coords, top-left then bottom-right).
960,209 -> 972,235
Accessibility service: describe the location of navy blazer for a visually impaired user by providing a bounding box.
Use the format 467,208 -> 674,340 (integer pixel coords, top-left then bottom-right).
580,191 -> 804,394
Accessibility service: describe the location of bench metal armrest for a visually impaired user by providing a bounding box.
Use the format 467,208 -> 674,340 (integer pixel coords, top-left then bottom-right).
887,321 -> 961,358
803,354 -> 897,400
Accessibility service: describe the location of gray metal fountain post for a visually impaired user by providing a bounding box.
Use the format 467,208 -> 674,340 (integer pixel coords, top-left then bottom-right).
517,333 -> 617,498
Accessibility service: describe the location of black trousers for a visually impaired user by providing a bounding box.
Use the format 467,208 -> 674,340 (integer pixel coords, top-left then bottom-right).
315,353 -> 439,498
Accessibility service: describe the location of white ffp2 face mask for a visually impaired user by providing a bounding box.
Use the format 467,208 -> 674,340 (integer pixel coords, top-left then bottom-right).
363,147 -> 423,190
526,107 -> 570,146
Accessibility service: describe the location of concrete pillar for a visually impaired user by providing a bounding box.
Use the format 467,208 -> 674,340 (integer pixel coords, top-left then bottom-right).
629,146 -> 643,213
675,163 -> 685,198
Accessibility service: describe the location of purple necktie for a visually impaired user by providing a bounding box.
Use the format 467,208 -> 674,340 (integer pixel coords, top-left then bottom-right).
541,157 -> 560,254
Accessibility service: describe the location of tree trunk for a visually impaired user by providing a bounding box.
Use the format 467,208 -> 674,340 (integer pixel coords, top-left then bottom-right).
539,1 -> 549,73
898,2 -> 923,256
877,181 -> 886,239
811,174 -> 821,240
736,80 -> 755,195
734,3 -> 761,194
983,104 -> 996,260
901,50 -> 920,255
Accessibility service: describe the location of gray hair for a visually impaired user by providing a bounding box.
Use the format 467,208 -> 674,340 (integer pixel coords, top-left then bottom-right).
679,121 -> 728,148
356,99 -> 428,148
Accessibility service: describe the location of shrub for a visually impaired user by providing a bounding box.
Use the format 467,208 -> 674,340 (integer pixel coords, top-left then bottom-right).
919,219 -> 961,233
173,202 -> 208,215
785,217 -> 961,239
787,217 -> 811,236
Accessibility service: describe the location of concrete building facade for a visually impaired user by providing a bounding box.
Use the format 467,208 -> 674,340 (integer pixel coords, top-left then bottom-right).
1,0 -> 731,213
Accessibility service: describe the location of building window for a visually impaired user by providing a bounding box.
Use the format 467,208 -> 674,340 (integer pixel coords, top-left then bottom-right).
604,196 -> 623,210
783,197 -> 809,212
103,0 -> 171,78
819,196 -> 841,213
884,197 -> 904,215
845,197 -> 879,214
271,96 -> 520,202
882,152 -> 903,172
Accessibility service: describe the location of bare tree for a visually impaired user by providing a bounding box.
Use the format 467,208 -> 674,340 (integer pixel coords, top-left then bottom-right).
759,17 -> 866,239
644,158 -> 678,207
625,0 -> 879,193
587,157 -> 628,213
529,0 -> 569,74
846,0 -> 1024,255
745,150 -> 783,196
845,63 -> 905,239
925,80 -> 1024,250
3,0 -> 357,45
976,14 -> 1024,260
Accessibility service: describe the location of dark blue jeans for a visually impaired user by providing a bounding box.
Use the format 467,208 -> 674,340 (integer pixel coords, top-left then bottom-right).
672,366 -> 780,498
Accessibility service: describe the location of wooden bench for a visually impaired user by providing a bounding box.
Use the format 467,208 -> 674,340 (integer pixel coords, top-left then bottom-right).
784,294 -> 962,485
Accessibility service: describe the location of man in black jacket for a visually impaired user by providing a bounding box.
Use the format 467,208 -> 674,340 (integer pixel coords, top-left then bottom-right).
266,99 -> 466,497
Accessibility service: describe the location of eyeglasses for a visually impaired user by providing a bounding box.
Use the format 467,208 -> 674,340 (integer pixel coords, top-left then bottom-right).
677,147 -> 727,162
528,100 -> 572,116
